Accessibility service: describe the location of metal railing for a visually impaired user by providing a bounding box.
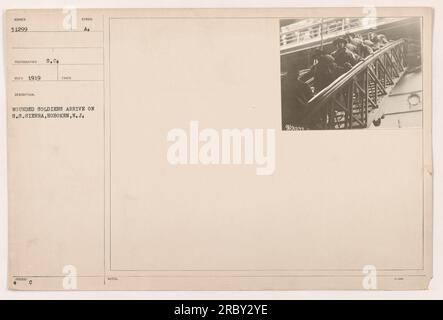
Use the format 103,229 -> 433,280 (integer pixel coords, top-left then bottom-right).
301,39 -> 408,129
280,17 -> 406,50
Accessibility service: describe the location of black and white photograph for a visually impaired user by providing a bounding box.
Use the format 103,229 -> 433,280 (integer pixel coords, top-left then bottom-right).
280,17 -> 423,130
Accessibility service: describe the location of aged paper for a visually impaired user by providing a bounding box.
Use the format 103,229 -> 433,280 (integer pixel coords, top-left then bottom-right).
6,8 -> 433,290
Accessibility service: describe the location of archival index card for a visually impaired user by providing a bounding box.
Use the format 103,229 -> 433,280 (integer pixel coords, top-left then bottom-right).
6,7 -> 433,290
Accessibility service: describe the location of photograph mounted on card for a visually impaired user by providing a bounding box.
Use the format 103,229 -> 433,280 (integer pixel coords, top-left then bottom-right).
6,7 -> 433,290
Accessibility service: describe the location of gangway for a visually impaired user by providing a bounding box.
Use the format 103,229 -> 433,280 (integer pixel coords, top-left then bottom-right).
301,39 -> 412,129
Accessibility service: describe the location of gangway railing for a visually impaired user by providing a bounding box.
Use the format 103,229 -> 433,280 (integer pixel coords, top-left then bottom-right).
301,39 -> 408,129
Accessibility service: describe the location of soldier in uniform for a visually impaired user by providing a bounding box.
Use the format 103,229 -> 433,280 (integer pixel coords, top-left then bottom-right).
359,42 -> 373,58
332,37 -> 362,68
305,49 -> 337,94
281,64 -> 314,129
345,33 -> 361,53
303,49 -> 353,94
368,32 -> 385,51
302,49 -> 350,128
345,33 -> 373,58
378,34 -> 389,49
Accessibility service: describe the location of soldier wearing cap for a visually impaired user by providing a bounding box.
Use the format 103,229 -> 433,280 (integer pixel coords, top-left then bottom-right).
332,37 -> 361,67
345,33 -> 362,53
359,42 -> 373,58
308,49 -> 338,94
350,33 -> 364,47
303,48 -> 353,94
368,32 -> 385,51
345,33 -> 373,58
377,34 -> 389,46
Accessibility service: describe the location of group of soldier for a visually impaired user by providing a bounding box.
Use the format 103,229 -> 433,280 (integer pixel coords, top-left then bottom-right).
282,31 -> 390,129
